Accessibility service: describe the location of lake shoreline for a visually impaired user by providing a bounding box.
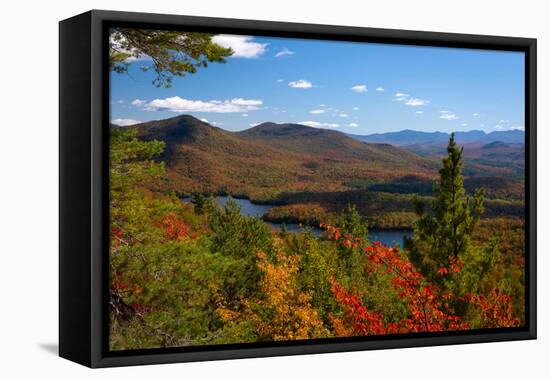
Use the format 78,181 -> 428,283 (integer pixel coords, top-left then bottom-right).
262,217 -> 413,232
181,194 -> 413,246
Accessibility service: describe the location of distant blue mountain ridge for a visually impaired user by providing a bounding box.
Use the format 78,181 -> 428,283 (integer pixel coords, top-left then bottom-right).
348,129 -> 525,146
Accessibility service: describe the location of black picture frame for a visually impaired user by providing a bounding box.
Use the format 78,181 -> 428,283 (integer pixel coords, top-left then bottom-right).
59,9 -> 537,368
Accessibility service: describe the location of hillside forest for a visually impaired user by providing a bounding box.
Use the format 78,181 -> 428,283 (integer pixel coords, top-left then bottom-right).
108,29 -> 525,351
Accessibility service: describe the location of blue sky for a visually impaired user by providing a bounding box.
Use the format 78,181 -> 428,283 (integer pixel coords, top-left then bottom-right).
110,33 -> 525,135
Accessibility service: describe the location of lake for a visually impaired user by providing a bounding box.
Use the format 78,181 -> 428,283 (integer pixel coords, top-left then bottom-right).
185,196 -> 412,248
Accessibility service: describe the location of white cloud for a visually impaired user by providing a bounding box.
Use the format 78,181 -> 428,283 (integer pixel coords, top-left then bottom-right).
131,99 -> 147,107
199,118 -> 223,126
299,120 -> 339,129
339,113 -> 349,118
415,110 -> 424,114
111,118 -> 142,126
275,48 -> 295,57
352,107 -> 360,111
376,87 -> 385,92
249,122 -> 261,127
242,113 -> 249,117
288,80 -> 312,89
310,109 -> 326,114
405,98 -> 429,106
440,112 -> 459,120
276,79 -> 284,83
394,92 -> 409,101
212,35 -> 268,58
142,96 -> 263,113
461,123 -> 468,127
347,122 -> 359,128
351,84 -> 368,93
500,119 -> 510,123
473,112 -> 479,116
493,124 -> 524,131
439,110 -> 459,120
318,104 -> 326,107
393,92 -> 428,106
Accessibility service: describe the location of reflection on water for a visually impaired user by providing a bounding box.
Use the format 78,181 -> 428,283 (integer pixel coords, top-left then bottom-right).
183,196 -> 412,247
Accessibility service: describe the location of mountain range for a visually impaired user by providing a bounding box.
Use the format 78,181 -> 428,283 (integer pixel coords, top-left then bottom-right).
349,129 -> 525,146
123,115 -> 524,201
128,115 -> 439,199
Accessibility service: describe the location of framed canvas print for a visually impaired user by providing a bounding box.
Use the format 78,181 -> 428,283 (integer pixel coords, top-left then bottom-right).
59,10 -> 536,368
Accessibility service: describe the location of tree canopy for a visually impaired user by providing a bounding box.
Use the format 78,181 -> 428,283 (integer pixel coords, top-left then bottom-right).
109,28 -> 233,87
405,134 -> 485,277
108,128 -> 522,350
404,134 -> 499,316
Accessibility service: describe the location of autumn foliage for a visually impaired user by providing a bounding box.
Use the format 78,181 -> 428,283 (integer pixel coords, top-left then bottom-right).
324,224 -> 519,335
108,128 -> 525,351
216,246 -> 329,341
155,213 -> 193,241
467,288 -> 521,328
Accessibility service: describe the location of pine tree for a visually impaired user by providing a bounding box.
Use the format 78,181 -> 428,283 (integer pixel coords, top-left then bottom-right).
191,192 -> 207,214
404,134 -> 488,289
337,205 -> 369,241
109,29 -> 232,87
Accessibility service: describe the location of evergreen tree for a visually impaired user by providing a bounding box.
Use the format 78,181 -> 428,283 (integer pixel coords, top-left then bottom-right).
335,205 -> 369,274
404,134 -> 494,302
110,128 -> 165,207
109,29 -> 232,87
191,192 -> 207,214
337,205 -> 369,241
278,223 -> 289,238
208,199 -> 274,303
